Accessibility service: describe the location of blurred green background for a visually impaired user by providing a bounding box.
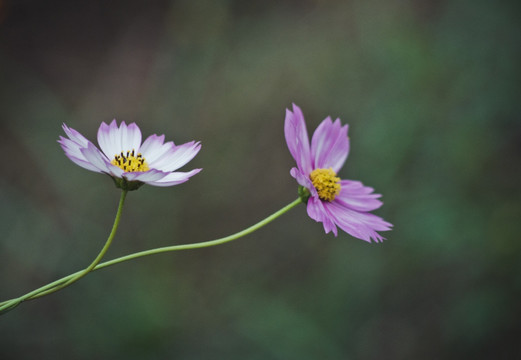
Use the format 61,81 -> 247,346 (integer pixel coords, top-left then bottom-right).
1,0 -> 520,358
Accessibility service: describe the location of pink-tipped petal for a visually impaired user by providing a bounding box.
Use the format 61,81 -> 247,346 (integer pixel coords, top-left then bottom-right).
123,122 -> 142,153
81,142 -> 123,177
113,121 -> 142,153
145,141 -> 177,167
150,141 -> 201,172
62,124 -> 90,147
123,168 -> 168,182
59,127 -> 102,173
59,142 -> 102,173
107,119 -> 122,157
311,117 -> 349,172
284,104 -> 312,174
98,120 -> 119,158
145,168 -> 202,187
139,134 -> 176,164
58,136 -> 88,161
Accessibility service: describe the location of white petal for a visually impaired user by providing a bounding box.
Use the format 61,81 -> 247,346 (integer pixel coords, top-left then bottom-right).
62,124 -> 90,147
81,143 -> 123,177
123,169 -> 167,182
140,134 -> 175,163
97,121 -> 118,159
124,122 -> 142,152
150,141 -> 201,172
108,119 -> 122,156
145,169 -> 201,187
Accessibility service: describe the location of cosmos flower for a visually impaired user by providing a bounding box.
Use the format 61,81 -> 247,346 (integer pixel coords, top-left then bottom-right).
285,104 -> 392,242
58,120 -> 201,190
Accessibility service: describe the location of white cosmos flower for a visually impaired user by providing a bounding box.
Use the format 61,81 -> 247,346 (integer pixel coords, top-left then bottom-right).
58,119 -> 201,190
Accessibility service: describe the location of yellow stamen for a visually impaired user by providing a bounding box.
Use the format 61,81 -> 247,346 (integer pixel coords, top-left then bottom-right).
309,168 -> 341,202
111,150 -> 150,172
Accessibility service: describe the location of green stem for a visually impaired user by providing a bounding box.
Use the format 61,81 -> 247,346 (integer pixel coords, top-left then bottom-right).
94,197 -> 302,268
35,190 -> 128,298
0,197 -> 302,313
0,190 -> 128,313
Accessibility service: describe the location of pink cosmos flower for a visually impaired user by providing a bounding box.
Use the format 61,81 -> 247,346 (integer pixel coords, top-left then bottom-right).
285,104 -> 392,242
58,120 -> 201,190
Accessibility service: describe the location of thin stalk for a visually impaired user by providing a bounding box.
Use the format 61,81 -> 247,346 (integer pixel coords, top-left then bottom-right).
0,190 -> 128,313
0,197 -> 302,313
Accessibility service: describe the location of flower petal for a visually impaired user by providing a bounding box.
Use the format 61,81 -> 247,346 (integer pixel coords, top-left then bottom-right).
145,168 -> 202,187
81,142 -> 123,177
149,141 -> 202,172
335,180 -> 383,212
290,167 -> 317,197
123,168 -> 168,182
307,196 -> 338,236
108,119 -> 123,156
58,135 -> 88,160
284,104 -> 312,174
311,117 -> 349,172
97,120 -> 119,158
323,201 -> 392,243
58,125 -> 105,173
62,124 -> 90,147
123,122 -> 142,153
58,137 -> 101,172
139,134 -> 175,164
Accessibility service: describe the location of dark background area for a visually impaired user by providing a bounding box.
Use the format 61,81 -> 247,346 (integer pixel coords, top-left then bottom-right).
1,0 -> 520,358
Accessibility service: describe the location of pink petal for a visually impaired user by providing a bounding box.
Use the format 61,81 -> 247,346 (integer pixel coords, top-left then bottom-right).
323,201 -> 392,243
311,117 -> 349,172
335,180 -> 383,212
290,167 -> 317,197
284,104 -> 312,174
307,196 -> 338,236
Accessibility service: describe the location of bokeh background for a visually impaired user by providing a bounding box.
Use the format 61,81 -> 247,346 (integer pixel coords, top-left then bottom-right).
1,0 -> 520,358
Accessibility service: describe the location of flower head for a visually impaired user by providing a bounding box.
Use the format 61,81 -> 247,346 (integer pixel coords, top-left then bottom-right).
58,120 -> 201,190
285,104 -> 392,242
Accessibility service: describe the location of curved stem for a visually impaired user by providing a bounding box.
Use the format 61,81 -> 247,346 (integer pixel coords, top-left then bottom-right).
34,190 -> 128,298
0,190 -> 128,313
0,197 -> 302,313
94,197 -> 303,268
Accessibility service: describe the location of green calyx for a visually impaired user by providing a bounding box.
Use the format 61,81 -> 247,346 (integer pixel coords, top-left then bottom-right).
298,186 -> 311,204
111,176 -> 145,191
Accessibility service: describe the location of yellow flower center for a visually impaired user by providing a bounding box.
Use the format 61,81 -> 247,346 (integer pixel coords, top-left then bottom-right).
111,149 -> 150,172
309,168 -> 341,202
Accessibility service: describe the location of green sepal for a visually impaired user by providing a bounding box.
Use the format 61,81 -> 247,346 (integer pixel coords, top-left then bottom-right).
111,176 -> 145,191
298,186 -> 311,204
